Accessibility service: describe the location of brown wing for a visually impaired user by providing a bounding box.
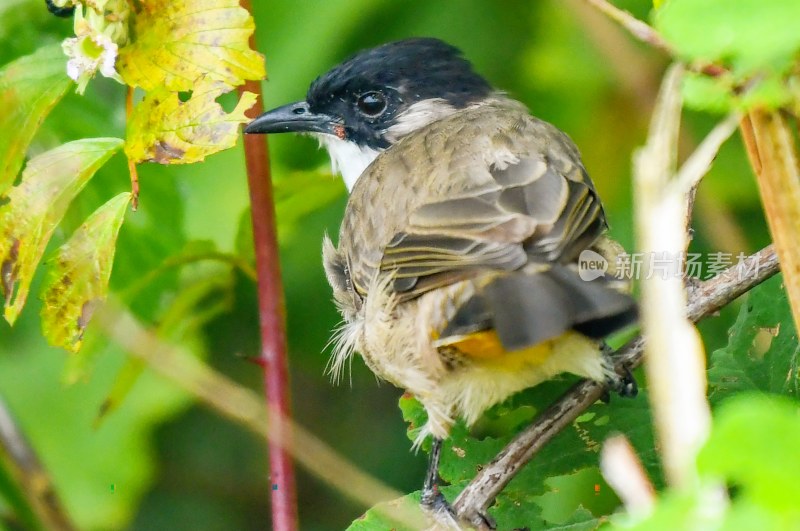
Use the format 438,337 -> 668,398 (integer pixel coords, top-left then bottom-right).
380,155 -> 606,298
338,99 -> 606,301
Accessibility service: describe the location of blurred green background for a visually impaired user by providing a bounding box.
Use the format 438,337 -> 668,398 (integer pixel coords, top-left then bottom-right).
0,0 -> 771,529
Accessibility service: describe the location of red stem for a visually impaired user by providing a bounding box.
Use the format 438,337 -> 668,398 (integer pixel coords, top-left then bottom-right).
238,2 -> 298,528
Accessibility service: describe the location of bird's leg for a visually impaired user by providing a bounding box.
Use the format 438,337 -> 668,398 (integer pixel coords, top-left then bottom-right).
420,438 -> 496,529
420,437 -> 447,508
601,342 -> 638,400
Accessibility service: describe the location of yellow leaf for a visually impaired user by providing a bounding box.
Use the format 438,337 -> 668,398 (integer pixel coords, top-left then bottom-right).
117,0 -> 265,91
125,79 -> 256,164
40,193 -> 131,352
0,138 -> 123,324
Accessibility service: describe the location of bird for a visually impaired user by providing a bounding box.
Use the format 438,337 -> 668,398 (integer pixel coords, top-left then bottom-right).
245,37 -> 637,523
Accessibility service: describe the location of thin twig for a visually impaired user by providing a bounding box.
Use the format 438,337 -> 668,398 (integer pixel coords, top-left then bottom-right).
94,300 -> 427,529
674,114 -> 739,194
581,0 -> 726,77
237,1 -> 298,528
0,395 -> 75,531
453,245 -> 779,527
582,0 -> 672,54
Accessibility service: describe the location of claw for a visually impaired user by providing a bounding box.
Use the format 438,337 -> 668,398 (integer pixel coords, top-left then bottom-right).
601,342 -> 638,399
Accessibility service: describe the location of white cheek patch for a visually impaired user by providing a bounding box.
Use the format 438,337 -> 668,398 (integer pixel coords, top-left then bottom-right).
313,134 -> 381,192
384,99 -> 457,143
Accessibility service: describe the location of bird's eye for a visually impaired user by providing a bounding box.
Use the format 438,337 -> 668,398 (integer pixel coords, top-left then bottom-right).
356,92 -> 387,117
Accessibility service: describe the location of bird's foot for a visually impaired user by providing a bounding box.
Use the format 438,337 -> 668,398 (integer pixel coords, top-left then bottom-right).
601,343 -> 638,401
420,485 -> 455,517
607,364 -> 638,398
421,490 -> 496,530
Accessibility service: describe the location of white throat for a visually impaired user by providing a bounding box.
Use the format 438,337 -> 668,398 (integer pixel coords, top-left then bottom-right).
315,135 -> 380,192
312,99 -> 462,192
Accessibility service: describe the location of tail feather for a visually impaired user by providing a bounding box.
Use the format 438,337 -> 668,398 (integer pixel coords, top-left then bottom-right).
440,265 -> 637,352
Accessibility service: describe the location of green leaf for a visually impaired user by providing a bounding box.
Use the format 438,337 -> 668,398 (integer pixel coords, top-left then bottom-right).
550,506 -> 599,530
699,394 -> 800,516
708,275 -> 799,402
656,0 -> 800,111
623,395 -> 800,529
0,138 -> 123,325
40,193 -> 131,352
681,72 -> 734,113
0,44 -> 72,195
399,378 -> 653,529
124,80 -> 256,165
656,0 -> 800,74
117,0 -> 265,91
346,492 -> 430,531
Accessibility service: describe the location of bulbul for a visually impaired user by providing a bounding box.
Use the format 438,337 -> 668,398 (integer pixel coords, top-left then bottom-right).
245,38 -> 637,518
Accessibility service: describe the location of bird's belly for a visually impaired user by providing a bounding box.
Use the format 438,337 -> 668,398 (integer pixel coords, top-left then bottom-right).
352,280 -> 607,440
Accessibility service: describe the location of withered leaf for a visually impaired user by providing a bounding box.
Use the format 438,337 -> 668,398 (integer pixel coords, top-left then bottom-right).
0,138 -> 123,324
125,79 -> 256,164
40,193 -> 131,352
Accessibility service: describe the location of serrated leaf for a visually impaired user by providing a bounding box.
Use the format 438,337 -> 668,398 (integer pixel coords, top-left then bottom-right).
124,80 -> 256,164
40,193 -> 130,352
708,276 -> 800,402
0,138 -> 123,324
117,0 -> 265,92
399,377 -> 653,529
0,44 -> 72,195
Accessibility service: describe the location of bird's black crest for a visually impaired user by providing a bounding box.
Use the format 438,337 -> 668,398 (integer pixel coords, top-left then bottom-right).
308,38 -> 491,111
303,38 -> 492,148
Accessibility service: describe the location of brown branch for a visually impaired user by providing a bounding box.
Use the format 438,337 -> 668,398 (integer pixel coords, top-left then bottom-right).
237,2 -> 298,529
453,244 -> 779,528
0,395 -> 75,531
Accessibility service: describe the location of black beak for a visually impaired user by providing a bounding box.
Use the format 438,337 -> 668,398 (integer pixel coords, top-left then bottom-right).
244,101 -> 337,135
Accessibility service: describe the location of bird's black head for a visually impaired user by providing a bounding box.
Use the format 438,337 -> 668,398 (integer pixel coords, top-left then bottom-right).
244,38 -> 492,150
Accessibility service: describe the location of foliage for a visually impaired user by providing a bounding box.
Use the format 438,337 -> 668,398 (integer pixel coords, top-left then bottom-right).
613,394 -> 800,530
0,138 -> 123,324
0,0 -> 263,346
708,276 -> 799,401
1,0 -> 799,530
656,0 -> 800,111
124,81 -> 257,165
608,277 -> 800,530
0,44 -> 71,195
41,192 -> 131,352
